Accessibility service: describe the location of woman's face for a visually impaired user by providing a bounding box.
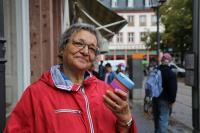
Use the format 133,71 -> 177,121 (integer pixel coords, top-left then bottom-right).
62,30 -> 98,72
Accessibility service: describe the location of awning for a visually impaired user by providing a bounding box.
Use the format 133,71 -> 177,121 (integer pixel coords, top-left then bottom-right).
68,0 -> 127,40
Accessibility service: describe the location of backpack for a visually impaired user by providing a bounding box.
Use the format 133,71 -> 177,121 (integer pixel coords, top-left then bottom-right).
145,68 -> 162,98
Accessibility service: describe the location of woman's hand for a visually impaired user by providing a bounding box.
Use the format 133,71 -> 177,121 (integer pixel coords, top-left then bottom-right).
103,89 -> 132,131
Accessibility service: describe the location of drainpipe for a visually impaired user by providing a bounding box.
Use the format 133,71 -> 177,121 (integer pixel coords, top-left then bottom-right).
0,0 -> 6,132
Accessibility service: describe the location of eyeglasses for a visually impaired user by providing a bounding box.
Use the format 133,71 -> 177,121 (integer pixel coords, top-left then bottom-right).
71,40 -> 99,56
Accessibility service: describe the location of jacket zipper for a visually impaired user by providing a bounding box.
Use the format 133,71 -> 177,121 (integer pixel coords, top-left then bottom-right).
81,87 -> 94,133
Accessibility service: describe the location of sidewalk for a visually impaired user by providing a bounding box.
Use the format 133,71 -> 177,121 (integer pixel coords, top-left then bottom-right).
173,81 -> 192,129
130,100 -> 154,133
130,99 -> 193,133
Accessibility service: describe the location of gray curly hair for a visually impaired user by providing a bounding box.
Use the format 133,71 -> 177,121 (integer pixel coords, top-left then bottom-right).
59,23 -> 102,51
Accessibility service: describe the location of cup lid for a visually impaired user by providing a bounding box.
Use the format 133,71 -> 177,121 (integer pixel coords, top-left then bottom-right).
115,72 -> 134,90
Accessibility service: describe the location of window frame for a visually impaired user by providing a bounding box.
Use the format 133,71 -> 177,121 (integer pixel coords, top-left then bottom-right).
116,32 -> 123,43
140,32 -> 147,42
139,15 -> 147,26
111,0 -> 118,8
128,32 -> 135,43
127,15 -> 135,26
144,0 -> 150,7
127,0 -> 134,8
151,15 -> 157,26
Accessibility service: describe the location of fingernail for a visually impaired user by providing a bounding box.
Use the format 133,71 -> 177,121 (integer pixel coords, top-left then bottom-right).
114,89 -> 119,92
106,90 -> 111,93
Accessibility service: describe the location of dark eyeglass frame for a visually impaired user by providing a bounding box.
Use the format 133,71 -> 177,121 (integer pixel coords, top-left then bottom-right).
71,40 -> 100,56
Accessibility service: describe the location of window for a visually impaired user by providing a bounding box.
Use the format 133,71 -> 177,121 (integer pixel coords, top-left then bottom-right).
139,15 -> 147,26
144,0 -> 150,7
116,32 -> 123,43
151,15 -> 157,26
111,0 -> 118,8
140,32 -> 147,42
127,15 -> 134,26
128,32 -> 134,43
109,37 -> 113,43
127,0 -> 134,7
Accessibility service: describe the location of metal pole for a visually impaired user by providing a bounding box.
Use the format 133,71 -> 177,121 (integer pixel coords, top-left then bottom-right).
192,0 -> 200,132
0,39 -> 6,132
0,0 -> 6,132
156,6 -> 160,64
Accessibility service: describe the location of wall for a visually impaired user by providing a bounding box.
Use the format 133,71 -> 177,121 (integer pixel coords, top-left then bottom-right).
29,0 -> 61,82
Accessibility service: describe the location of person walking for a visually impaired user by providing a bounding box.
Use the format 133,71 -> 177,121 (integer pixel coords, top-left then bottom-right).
116,63 -> 124,74
98,60 -> 105,80
153,53 -> 177,133
104,63 -> 116,84
4,23 -> 137,133
88,63 -> 99,79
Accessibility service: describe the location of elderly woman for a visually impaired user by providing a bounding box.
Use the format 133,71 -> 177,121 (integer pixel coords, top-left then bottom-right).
4,23 -> 137,133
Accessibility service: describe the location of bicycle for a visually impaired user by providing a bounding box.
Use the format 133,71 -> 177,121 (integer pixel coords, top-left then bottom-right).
143,90 -> 153,120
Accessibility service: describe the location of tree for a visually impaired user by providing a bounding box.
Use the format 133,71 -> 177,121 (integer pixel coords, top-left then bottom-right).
142,32 -> 157,50
160,0 -> 192,63
143,0 -> 192,64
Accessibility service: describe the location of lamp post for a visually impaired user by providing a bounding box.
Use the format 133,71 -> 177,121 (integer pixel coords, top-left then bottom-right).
192,0 -> 200,132
150,0 -> 166,64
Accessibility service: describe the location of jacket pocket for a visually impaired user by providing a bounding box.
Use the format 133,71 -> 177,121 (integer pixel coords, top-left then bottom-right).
54,108 -> 81,114
54,108 -> 87,133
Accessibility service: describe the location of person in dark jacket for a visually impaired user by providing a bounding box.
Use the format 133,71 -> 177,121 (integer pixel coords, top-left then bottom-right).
104,63 -> 116,84
153,53 -> 177,133
116,63 -> 124,74
98,60 -> 105,80
88,63 -> 99,79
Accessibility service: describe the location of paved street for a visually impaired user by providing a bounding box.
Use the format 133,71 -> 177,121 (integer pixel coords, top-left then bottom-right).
131,100 -> 154,133
173,81 -> 192,129
130,79 -> 193,133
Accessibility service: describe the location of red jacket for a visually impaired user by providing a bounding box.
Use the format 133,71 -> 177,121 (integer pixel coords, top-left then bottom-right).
4,69 -> 137,133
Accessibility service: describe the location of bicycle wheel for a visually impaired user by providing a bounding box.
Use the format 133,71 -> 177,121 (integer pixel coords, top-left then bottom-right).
143,96 -> 150,113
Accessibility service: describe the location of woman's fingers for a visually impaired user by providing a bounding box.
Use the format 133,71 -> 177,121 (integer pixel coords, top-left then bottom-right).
103,89 -> 132,123
114,89 -> 128,101
103,89 -> 130,114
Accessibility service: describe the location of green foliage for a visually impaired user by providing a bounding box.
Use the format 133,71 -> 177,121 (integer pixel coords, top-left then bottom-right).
160,0 -> 192,53
142,32 -> 157,50
143,0 -> 192,62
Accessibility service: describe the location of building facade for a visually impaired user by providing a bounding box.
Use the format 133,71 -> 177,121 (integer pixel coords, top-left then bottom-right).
100,0 -> 164,62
